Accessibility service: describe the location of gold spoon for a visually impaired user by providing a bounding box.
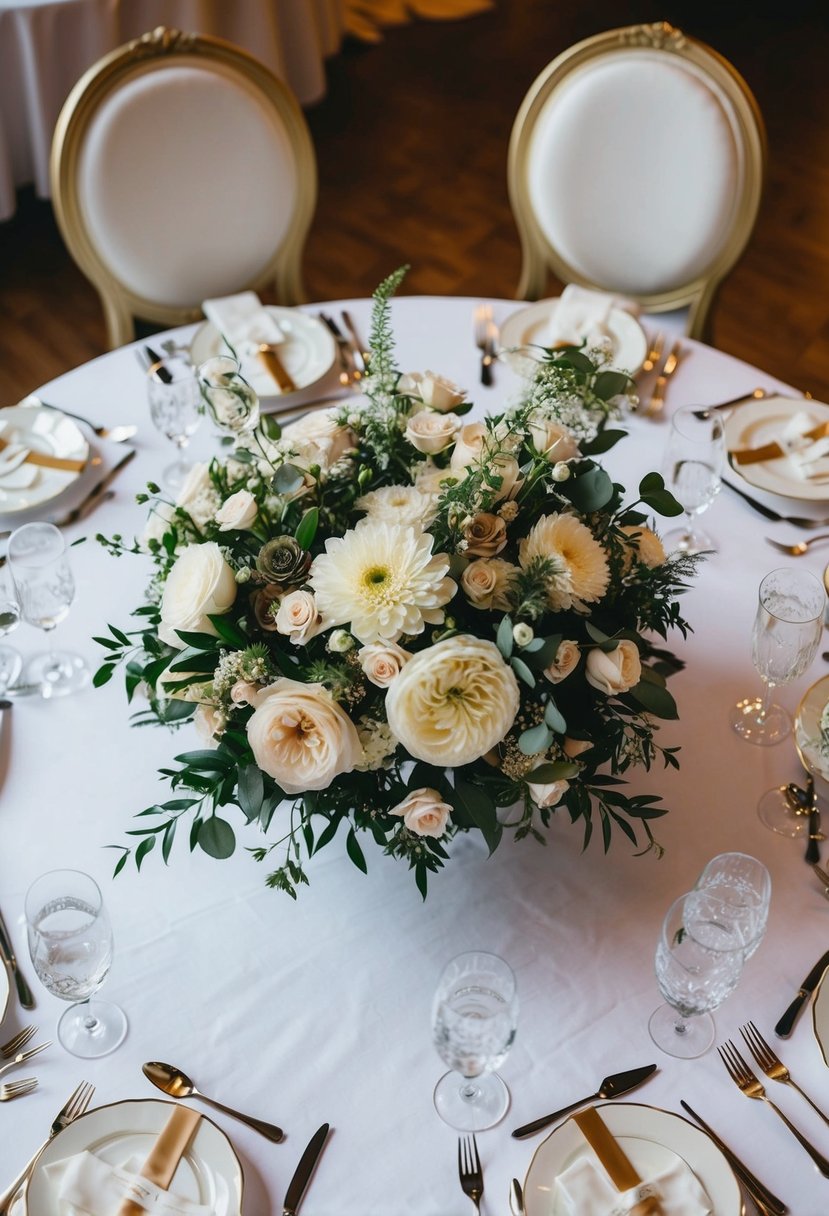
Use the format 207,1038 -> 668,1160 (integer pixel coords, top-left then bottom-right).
142,1060 -> 284,1141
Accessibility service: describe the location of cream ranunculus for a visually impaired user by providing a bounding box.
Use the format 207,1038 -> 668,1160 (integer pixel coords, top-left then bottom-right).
275,589 -> 323,645
159,542 -> 237,649
404,409 -> 460,455
358,640 -> 411,687
527,414 -> 579,461
463,512 -> 507,557
619,524 -> 666,569
246,678 -> 362,795
215,489 -> 258,532
385,635 -> 519,766
461,559 -> 516,611
585,640 -> 642,696
527,778 -> 570,808
391,787 -> 452,838
543,639 -> 580,684
450,421 -> 487,470
400,371 -> 467,413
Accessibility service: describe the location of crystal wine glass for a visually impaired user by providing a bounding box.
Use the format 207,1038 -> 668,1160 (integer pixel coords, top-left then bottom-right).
146,353 -> 202,489
431,950 -> 518,1131
649,890 -> 744,1058
25,869 -> 128,1058
731,567 -> 825,747
197,354 -> 260,437
692,852 -> 771,959
660,405 -> 725,554
7,522 -> 89,697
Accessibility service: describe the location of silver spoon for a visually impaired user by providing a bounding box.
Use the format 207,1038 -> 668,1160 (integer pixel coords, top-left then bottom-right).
142,1060 -> 284,1142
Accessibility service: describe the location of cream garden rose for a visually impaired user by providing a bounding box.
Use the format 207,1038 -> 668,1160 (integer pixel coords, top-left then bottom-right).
358,640 -> 411,687
399,370 -> 466,412
460,558 -> 516,611
159,542 -> 237,649
543,639 -> 580,684
385,635 -> 519,766
450,421 -> 487,470
281,409 -> 355,471
275,589 -> 323,645
527,414 -> 579,461
246,678 -> 362,795
585,640 -> 642,696
215,489 -> 258,532
391,788 -> 452,838
404,408 -> 459,455
527,778 -> 570,809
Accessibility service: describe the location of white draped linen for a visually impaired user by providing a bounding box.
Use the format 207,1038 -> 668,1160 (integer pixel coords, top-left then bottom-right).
2,296 -> 829,1214
0,0 -> 344,220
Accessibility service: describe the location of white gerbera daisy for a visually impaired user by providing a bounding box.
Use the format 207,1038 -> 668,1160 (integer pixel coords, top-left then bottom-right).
520,512 -> 610,611
309,520 -> 456,644
355,484 -> 438,529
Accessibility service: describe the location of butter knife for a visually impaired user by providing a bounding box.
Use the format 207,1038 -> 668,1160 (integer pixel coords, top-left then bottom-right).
775,948 -> 829,1037
646,341 -> 682,415
679,1100 -> 788,1215
0,904 -> 35,1009
283,1123 -> 330,1216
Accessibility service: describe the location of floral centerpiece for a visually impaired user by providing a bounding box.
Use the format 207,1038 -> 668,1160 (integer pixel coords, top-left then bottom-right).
96,269 -> 697,898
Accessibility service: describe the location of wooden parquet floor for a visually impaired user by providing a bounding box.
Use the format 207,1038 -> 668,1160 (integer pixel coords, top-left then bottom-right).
2,0 -> 829,400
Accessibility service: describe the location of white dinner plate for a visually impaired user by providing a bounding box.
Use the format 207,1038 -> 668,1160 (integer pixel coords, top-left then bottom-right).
0,962 -> 8,1027
794,674 -> 829,785
523,1101 -> 740,1216
25,1098 -> 244,1216
811,965 -> 829,1065
0,406 -> 89,515
724,395 -> 829,501
499,298 -> 649,377
190,306 -> 337,405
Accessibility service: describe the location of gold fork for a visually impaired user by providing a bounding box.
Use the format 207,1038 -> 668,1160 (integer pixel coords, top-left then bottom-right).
641,332 -> 664,374
741,1020 -> 829,1129
458,1133 -> 484,1213
645,340 -> 683,415
718,1039 -> 829,1176
474,304 -> 496,387
0,1025 -> 36,1058
0,1078 -> 37,1102
0,1079 -> 95,1214
765,533 -> 829,556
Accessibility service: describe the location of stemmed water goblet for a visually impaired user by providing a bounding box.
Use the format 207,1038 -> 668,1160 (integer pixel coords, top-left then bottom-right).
7,522 -> 89,697
146,353 -> 203,490
197,354 -> 260,438
691,852 -> 771,959
732,567 -> 825,748
660,405 -> 725,554
649,890 -> 745,1058
431,950 -> 518,1131
25,869 -> 128,1058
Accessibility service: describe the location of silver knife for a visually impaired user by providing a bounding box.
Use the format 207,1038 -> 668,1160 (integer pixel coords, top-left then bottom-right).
282,1122 -> 330,1216
0,903 -> 35,1009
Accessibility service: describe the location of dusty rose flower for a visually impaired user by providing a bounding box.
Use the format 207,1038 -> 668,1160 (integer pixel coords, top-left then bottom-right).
461,559 -> 517,611
463,512 -> 507,557
543,639 -> 580,684
251,584 -> 282,632
404,409 -> 460,455
275,589 -> 323,645
585,640 -> 641,695
391,788 -> 452,837
357,640 -> 411,687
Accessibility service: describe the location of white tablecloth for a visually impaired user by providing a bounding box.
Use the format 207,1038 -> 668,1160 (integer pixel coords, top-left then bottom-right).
2,295 -> 828,1214
0,0 -> 344,220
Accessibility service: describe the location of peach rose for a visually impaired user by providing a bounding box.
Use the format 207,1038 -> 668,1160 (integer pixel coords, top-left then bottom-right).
527,778 -> 570,808
619,524 -> 666,569
399,371 -> 467,413
527,415 -> 579,461
358,640 -> 411,687
275,589 -> 323,645
463,512 -> 507,557
450,421 -> 488,470
460,558 -> 516,611
585,640 -> 641,695
543,640 -> 580,684
391,788 -> 452,838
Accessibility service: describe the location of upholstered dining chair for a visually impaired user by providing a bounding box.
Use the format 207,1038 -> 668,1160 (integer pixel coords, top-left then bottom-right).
50,27 -> 317,349
507,21 -> 767,341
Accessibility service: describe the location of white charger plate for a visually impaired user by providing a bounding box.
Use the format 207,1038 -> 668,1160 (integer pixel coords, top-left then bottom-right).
794,674 -> 829,785
724,395 -> 829,502
499,298 -> 648,377
25,1098 -> 244,1216
0,407 -> 89,515
523,1101 -> 740,1216
811,965 -> 829,1065
190,306 -> 337,404
0,962 -> 8,1027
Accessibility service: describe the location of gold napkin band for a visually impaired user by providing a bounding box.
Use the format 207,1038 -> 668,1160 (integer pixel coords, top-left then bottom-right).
0,435 -> 86,473
733,420 -> 829,464
117,1104 -> 201,1216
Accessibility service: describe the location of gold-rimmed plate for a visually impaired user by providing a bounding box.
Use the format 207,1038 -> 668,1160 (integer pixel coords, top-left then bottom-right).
794,674 -> 829,784
523,1101 -> 740,1216
812,967 -> 829,1065
25,1098 -> 243,1215
724,395 -> 829,501
0,962 -> 8,1027
0,406 -> 89,515
499,298 -> 648,378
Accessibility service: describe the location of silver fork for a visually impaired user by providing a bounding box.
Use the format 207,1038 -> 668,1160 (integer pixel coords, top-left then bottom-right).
0,1078 -> 37,1103
0,1025 -> 36,1058
740,1020 -> 829,1128
0,1040 -> 50,1078
718,1039 -> 829,1176
474,304 -> 497,387
458,1134 -> 484,1213
0,1079 -> 95,1214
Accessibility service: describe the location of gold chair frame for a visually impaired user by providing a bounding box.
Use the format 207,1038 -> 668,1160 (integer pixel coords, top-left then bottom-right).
50,27 -> 317,348
507,22 -> 767,341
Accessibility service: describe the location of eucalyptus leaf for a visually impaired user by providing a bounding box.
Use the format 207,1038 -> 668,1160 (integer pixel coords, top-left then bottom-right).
519,723 -> 553,755
198,817 -> 236,859
544,698 -> 567,734
564,465 -> 614,513
273,463 -> 305,495
496,615 -> 514,658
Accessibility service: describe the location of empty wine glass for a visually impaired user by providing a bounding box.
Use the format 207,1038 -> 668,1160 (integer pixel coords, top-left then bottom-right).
7,522 -> 89,697
146,353 -> 202,489
731,567 -> 825,746
649,891 -> 744,1058
197,354 -> 260,437
660,406 -> 725,554
692,852 -> 771,959
431,950 -> 518,1131
25,869 -> 128,1058
0,567 -> 22,694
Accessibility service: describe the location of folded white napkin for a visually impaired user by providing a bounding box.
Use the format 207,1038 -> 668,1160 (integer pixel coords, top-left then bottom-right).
776,411 -> 829,479
553,1148 -> 712,1215
202,291 -> 285,396
548,285 -> 639,348
0,423 -> 36,489
45,1151 -> 214,1216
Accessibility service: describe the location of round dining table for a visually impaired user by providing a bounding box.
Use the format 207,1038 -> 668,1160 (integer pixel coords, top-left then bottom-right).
2,294 -> 829,1215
